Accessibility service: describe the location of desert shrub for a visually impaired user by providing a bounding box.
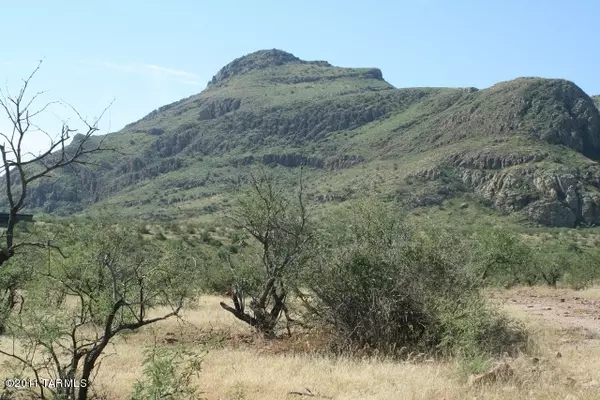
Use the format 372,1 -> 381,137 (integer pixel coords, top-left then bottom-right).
562,246 -> 600,289
435,296 -> 528,358
156,231 -> 168,240
201,230 -> 212,242
302,201 -> 528,359
199,254 -> 237,294
218,168 -> 315,337
469,226 -> 539,286
131,343 -> 205,400
529,240 -> 580,287
469,225 -> 600,289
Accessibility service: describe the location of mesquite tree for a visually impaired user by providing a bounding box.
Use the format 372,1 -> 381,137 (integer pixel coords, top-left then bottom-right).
0,219 -> 202,400
220,169 -> 314,338
0,61 -> 115,267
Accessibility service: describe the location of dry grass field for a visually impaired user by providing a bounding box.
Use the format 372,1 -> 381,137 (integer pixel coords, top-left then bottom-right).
1,289 -> 599,399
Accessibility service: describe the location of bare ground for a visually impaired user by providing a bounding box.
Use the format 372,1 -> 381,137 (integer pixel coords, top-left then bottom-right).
489,286 -> 600,335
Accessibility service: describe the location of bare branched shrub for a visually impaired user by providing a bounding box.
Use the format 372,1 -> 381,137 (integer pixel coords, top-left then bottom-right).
219,168 -> 314,338
0,61 -> 118,267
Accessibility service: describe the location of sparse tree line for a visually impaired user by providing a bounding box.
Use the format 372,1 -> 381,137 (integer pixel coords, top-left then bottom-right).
0,65 -> 599,399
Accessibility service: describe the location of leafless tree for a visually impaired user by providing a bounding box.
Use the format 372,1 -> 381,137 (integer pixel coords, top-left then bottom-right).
0,60 -> 116,267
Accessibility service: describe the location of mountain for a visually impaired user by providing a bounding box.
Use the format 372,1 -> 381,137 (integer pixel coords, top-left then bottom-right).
593,95 -> 600,110
19,49 -> 600,227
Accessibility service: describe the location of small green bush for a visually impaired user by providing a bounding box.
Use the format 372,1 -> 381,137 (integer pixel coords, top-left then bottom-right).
562,248 -> 600,289
131,343 -> 205,400
156,231 -> 168,241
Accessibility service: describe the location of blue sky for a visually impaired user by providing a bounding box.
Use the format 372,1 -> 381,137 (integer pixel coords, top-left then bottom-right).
0,0 -> 598,155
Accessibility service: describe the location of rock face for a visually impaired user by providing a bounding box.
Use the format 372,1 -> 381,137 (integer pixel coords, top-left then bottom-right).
529,82 -> 600,160
231,153 -> 364,170
458,163 -> 600,227
449,152 -> 548,170
408,156 -> 600,227
196,97 -> 242,121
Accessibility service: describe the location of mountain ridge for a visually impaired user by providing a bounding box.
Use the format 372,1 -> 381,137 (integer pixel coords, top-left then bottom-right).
13,49 -> 600,227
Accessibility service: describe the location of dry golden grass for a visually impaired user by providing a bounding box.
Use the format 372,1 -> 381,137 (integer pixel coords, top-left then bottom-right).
0,293 -> 599,399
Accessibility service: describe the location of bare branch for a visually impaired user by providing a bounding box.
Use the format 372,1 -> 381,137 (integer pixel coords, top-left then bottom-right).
0,61 -> 120,267
12,241 -> 68,259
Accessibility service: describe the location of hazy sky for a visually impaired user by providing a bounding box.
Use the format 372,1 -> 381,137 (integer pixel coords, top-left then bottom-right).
0,0 -> 598,155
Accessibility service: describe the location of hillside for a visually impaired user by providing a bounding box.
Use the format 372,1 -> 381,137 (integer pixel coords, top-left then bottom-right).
18,49 -> 600,227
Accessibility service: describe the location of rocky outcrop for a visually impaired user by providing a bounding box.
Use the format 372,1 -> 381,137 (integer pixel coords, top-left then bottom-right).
364,68 -> 384,80
268,68 -> 384,85
209,49 -> 302,85
207,49 -> 384,87
448,152 -> 548,170
461,166 -> 600,227
149,126 -> 198,158
208,49 -> 336,86
325,155 -> 364,169
147,128 -> 164,136
514,79 -> 600,159
197,98 -> 242,121
526,200 -> 577,227
231,153 -> 363,170
408,150 -> 600,227
425,79 -> 600,161
220,101 -> 392,144
262,154 -> 324,168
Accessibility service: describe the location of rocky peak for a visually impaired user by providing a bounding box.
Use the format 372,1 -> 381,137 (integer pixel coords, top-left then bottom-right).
209,49 -> 333,86
526,80 -> 600,160
480,78 -> 600,160
593,95 -> 600,110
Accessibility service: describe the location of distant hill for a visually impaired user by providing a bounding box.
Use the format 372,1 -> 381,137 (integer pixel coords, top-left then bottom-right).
16,49 -> 600,227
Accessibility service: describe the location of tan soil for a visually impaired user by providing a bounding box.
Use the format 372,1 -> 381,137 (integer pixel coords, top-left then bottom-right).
489,287 -> 600,334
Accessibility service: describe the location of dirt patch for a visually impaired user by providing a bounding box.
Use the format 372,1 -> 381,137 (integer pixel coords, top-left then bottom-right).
489,287 -> 600,335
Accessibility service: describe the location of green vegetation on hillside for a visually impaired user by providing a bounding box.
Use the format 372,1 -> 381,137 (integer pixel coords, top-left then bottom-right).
6,49 -> 600,232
